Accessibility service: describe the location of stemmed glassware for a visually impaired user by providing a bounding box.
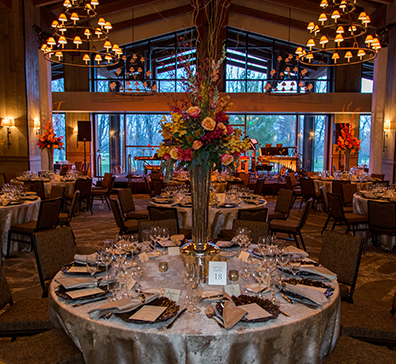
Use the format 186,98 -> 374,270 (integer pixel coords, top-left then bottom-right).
150,226 -> 160,251
241,261 -> 252,294
159,227 -> 169,255
100,239 -> 114,289
289,254 -> 301,278
86,254 -> 98,278
234,227 -> 251,255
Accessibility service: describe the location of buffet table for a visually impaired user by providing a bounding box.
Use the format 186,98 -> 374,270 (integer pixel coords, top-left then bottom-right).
49,255 -> 340,364
0,198 -> 41,258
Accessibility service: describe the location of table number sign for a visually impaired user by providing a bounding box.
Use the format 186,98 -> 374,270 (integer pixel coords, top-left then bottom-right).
164,288 -> 181,302
238,251 -> 250,262
208,261 -> 227,285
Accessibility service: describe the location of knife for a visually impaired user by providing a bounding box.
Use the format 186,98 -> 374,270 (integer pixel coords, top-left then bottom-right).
281,293 -> 293,304
166,308 -> 187,329
279,310 -> 290,317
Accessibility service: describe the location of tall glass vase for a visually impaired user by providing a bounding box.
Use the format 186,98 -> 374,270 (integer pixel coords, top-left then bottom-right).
344,151 -> 350,172
47,149 -> 54,171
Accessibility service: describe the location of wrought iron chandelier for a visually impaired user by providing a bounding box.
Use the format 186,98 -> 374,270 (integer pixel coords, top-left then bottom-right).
298,0 -> 381,67
41,0 -> 120,68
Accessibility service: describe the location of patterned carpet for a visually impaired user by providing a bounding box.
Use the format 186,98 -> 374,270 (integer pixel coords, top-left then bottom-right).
2,194 -> 396,309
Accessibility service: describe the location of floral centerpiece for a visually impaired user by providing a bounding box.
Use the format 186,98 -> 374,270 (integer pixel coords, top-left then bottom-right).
37,120 -> 64,169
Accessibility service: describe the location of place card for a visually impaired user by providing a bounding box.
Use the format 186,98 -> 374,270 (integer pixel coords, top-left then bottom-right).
67,266 -> 88,273
208,261 -> 227,285
139,252 -> 149,263
163,288 -> 181,302
66,287 -> 104,300
126,277 -> 136,291
224,284 -> 240,297
129,305 -> 167,322
238,303 -> 273,320
238,251 -> 250,262
168,247 -> 180,256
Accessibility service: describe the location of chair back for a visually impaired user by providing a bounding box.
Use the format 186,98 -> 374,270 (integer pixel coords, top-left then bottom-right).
341,183 -> 357,205
371,173 -> 384,181
75,178 -> 92,199
118,188 -> 135,215
151,173 -> 162,181
237,208 -> 268,222
254,178 -> 265,195
75,161 -> 82,171
226,181 -> 243,191
297,198 -> 313,230
3,172 -> 18,184
275,189 -> 294,215
284,175 -> 293,191
148,206 -> 178,221
108,176 -> 116,194
32,226 -> 76,294
48,185 -> 65,200
320,231 -> 363,289
239,173 -> 250,188
138,219 -> 179,242
67,190 -> 80,219
0,265 -> 13,310
332,180 -> 350,197
101,173 -> 113,189
36,198 -> 62,230
368,201 -> 396,234
231,220 -> 270,244
60,165 -> 69,176
288,173 -> 297,188
27,181 -> 45,200
320,186 -> 330,213
151,179 -> 163,196
300,178 -> 315,198
327,193 -> 346,221
109,198 -> 126,231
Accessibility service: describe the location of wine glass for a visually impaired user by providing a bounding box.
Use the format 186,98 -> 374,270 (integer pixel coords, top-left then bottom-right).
149,226 -> 160,251
101,239 -> 113,289
289,254 -> 301,278
86,254 -> 98,278
159,227 -> 169,255
270,270 -> 281,303
240,261 -> 252,294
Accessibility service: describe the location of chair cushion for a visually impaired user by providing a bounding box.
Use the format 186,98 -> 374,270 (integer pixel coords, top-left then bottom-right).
0,328 -> 85,364
91,188 -> 107,195
344,213 -> 368,224
323,335 -> 396,364
124,219 -> 139,233
63,194 -> 73,200
9,221 -> 37,233
0,299 -> 53,333
268,212 -> 287,221
125,210 -> 149,220
270,219 -> 299,233
341,301 -> 396,342
58,213 -> 69,224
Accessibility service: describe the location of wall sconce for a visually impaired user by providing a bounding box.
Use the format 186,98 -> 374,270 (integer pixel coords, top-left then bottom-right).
1,118 -> 15,149
384,120 -> 391,152
34,119 -> 41,135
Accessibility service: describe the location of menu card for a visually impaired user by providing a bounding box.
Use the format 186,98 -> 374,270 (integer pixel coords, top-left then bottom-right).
66,287 -> 104,300
238,303 -> 272,320
164,288 -> 181,302
129,305 -> 167,321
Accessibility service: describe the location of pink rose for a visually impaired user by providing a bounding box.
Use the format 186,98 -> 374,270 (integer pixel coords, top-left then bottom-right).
202,117 -> 216,131
221,153 -> 234,165
192,140 -> 203,150
170,148 -> 179,160
187,106 -> 201,118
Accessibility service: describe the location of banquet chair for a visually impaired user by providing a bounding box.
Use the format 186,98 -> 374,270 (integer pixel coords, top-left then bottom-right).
60,165 -> 69,176
91,174 -> 115,210
320,231 -> 363,303
239,173 -> 250,188
237,207 -> 268,222
341,183 -> 358,208
0,328 -> 85,364
144,175 -> 154,196
0,265 -> 53,339
249,178 -> 265,195
6,198 -> 62,258
109,198 -> 138,235
232,220 -> 270,244
226,180 -> 243,190
47,185 -> 65,201
138,219 -> 179,242
268,188 -> 294,221
75,161 -> 82,171
332,180 -> 350,198
299,178 -> 321,212
371,173 -> 385,181
152,178 -> 164,196
285,175 -> 302,206
58,190 -> 80,227
118,188 -> 149,220
288,172 -> 300,188
147,206 -> 192,238
323,335 -> 396,364
3,172 -> 18,184
340,291 -> 396,347
327,193 -> 368,235
320,186 -> 335,234
269,199 -> 312,251
64,178 -> 92,214
364,201 -> 396,254
32,226 -> 76,297
26,180 -> 45,200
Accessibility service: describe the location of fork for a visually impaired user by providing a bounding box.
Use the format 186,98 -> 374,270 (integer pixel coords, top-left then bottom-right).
204,306 -> 224,328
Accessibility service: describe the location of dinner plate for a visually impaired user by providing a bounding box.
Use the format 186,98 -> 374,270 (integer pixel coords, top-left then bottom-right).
216,294 -> 280,323
55,285 -> 108,301
62,262 -> 106,276
114,296 -> 179,324
217,203 -> 238,208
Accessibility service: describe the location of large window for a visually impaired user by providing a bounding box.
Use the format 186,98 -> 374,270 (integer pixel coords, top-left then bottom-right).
359,115 -> 371,166
52,112 -> 66,162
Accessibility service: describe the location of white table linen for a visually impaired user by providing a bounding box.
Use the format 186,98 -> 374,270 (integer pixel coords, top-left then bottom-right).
313,180 -> 373,194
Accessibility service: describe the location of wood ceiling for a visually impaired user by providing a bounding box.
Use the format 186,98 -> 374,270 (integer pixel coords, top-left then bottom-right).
29,0 -> 391,34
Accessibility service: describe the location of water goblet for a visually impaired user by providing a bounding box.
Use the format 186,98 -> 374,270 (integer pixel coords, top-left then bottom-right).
86,254 -> 98,278
240,261 -> 252,294
159,227 -> 169,255
149,226 -> 160,251
289,254 -> 301,278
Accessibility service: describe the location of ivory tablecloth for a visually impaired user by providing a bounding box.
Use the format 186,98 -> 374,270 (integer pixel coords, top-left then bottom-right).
49,255 -> 340,364
0,198 -> 41,258
313,180 -> 373,194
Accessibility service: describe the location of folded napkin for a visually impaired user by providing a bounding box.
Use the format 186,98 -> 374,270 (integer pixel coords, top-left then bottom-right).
285,284 -> 328,305
74,253 -> 97,265
146,251 -> 161,259
223,301 -> 247,329
20,195 -> 37,201
245,283 -> 268,293
55,276 -> 97,290
299,265 -> 337,280
157,240 -> 175,247
284,246 -> 309,258
216,241 -> 233,248
201,289 -> 223,299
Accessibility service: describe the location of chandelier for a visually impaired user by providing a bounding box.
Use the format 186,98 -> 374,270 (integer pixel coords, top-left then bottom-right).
297,0 -> 381,67
41,0 -> 120,68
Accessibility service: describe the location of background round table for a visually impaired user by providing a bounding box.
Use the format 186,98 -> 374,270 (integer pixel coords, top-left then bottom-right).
313,180 -> 373,194
0,198 -> 41,258
49,255 -> 340,364
149,198 -> 267,239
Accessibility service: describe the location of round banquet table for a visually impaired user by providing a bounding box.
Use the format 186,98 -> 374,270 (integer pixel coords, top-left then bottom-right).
48,255 -> 340,364
11,178 -> 75,198
149,198 -> 267,239
353,193 -> 396,250
0,198 -> 41,258
313,180 -> 373,194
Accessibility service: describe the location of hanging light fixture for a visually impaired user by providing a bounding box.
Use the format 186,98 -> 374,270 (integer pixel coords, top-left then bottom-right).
109,7 -> 156,95
42,0 -> 120,68
298,0 -> 380,67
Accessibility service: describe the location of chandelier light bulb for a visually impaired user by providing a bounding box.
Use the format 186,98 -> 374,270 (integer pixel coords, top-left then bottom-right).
91,0 -> 99,9
98,18 -> 106,28
103,40 -> 112,51
318,13 -> 327,25
307,22 -> 315,31
83,54 -> 90,64
95,28 -> 103,38
104,21 -> 112,32
357,50 -> 366,60
51,20 -> 59,28
306,38 -> 315,50
336,26 -> 344,34
55,51 -> 63,61
295,47 -> 303,55
306,53 -> 314,63
58,13 -> 67,24
73,36 -> 82,48
63,0 -> 71,8
331,10 -> 340,23
70,12 -> 79,25
348,25 -> 357,33
345,51 -> 353,62
319,35 -> 329,48
84,29 -> 91,39
332,52 -> 340,63
320,0 -> 328,8
95,54 -> 102,64
362,15 -> 371,27
334,34 -> 344,46
58,36 -> 67,48
47,37 -> 56,48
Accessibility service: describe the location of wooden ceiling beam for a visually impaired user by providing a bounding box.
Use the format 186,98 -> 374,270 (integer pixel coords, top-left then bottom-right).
97,0 -> 159,16
259,0 -> 320,15
111,4 -> 193,32
369,0 -> 393,5
0,0 -> 11,9
33,0 -> 62,6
